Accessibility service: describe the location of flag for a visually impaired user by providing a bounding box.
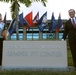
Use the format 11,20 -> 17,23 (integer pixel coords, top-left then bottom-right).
19,12 -> 30,29
49,13 -> 56,32
19,12 -> 24,26
8,18 -> 16,36
37,12 -> 48,32
33,12 -> 39,25
56,13 -> 62,32
24,12 -> 33,28
23,18 -> 30,30
3,13 -> 6,25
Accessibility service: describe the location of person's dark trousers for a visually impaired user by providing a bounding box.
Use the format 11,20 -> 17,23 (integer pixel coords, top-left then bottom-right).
0,38 -> 4,66
69,42 -> 76,67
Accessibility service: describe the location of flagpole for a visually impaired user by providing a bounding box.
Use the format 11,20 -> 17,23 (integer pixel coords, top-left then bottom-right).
6,20 -> 13,40
22,11 -> 26,40
15,1 -> 19,40
23,25 -> 26,40
56,31 -> 59,40
39,30 -> 42,40
4,12 -> 8,40
56,13 -> 62,40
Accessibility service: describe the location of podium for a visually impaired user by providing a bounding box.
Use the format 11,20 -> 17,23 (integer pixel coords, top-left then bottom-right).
2,40 -> 68,68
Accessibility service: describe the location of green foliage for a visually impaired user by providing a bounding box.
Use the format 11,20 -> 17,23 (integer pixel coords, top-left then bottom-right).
10,1 -> 20,18
0,0 -> 14,2
19,0 -> 32,7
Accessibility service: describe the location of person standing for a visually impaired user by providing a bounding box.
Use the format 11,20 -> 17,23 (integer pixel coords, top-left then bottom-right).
62,9 -> 76,68
0,13 -> 5,66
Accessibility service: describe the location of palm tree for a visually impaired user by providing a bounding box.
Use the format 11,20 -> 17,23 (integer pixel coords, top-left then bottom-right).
0,0 -> 47,40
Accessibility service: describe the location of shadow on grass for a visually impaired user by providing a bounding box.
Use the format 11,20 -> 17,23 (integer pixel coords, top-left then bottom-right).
68,48 -> 74,67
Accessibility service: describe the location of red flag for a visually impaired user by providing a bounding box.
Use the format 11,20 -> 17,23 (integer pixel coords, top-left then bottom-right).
24,12 -> 33,28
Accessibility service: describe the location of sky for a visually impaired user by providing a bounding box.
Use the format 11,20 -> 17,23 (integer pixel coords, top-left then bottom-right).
0,0 -> 76,20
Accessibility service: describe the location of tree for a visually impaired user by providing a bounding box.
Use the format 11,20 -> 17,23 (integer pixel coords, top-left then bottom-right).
0,0 -> 47,40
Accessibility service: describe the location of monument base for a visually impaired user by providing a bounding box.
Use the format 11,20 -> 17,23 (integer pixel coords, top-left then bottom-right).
2,40 -> 68,68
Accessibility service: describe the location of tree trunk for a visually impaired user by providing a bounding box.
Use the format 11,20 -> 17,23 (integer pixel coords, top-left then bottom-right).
15,1 -> 19,40
23,26 -> 26,40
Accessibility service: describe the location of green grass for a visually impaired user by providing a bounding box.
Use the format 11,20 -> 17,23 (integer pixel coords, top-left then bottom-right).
68,48 -> 74,66
0,70 -> 76,75
0,48 -> 76,75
